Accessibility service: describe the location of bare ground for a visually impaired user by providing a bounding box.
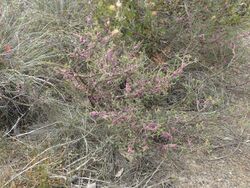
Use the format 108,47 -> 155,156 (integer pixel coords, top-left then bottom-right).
172,41 -> 250,188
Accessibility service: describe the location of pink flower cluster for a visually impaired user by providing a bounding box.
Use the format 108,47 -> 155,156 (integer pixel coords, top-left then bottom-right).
89,109 -> 135,126
144,123 -> 159,132
171,63 -> 188,78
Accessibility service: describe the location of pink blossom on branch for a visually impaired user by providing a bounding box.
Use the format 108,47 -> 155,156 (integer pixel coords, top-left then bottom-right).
125,82 -> 132,93
90,111 -> 100,118
161,144 -> 178,151
127,145 -> 135,154
161,131 -> 173,141
143,123 -> 159,132
171,63 -> 188,78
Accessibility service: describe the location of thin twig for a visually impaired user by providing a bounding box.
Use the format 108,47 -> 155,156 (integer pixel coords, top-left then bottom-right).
13,121 -> 62,138
77,176 -> 110,184
209,141 -> 242,161
209,129 -> 246,161
13,137 -> 86,180
148,179 -> 173,188
2,157 -> 48,188
143,160 -> 164,188
3,110 -> 28,137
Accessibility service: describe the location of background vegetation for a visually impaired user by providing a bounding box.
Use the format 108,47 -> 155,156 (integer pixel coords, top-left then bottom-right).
0,0 -> 249,187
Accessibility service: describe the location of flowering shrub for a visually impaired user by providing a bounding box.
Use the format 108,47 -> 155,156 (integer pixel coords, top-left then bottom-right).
1,0 -> 249,158
53,0 -> 249,154
61,29 -> 194,106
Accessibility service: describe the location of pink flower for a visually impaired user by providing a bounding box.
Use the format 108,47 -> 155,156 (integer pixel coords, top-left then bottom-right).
133,43 -> 141,51
90,111 -> 100,118
86,15 -> 92,25
106,49 -> 114,62
187,138 -> 192,147
125,82 -> 132,93
171,127 -> 178,133
127,145 -> 135,154
79,36 -> 87,44
161,144 -> 177,151
3,44 -> 13,59
161,132 -> 173,141
144,123 -> 159,132
167,144 -> 177,149
171,63 -> 188,78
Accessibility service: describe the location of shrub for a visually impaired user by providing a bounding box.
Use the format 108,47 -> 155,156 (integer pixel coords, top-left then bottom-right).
1,0 -> 249,151
61,0 -> 249,153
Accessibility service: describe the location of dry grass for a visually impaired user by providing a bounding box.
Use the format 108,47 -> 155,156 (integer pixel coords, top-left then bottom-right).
0,0 -> 249,187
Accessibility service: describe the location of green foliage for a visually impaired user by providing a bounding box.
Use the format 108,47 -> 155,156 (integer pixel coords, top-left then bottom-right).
94,0 -> 249,54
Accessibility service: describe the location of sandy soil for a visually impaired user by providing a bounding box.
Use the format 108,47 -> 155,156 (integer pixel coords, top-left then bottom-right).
172,37 -> 250,188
